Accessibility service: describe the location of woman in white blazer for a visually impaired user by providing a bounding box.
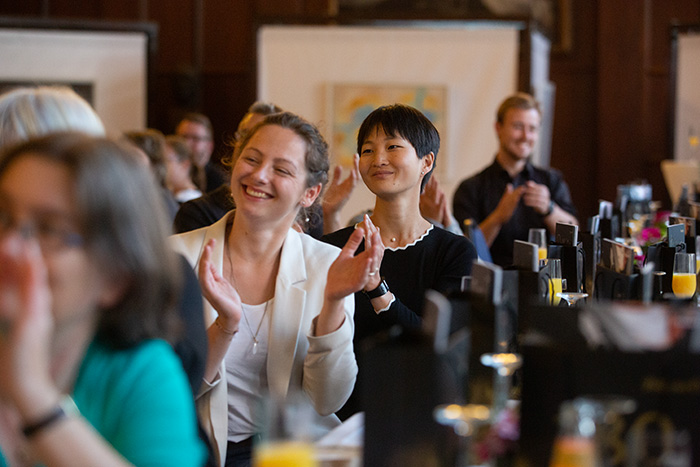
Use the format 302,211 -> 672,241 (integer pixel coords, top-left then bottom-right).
170,112 -> 383,467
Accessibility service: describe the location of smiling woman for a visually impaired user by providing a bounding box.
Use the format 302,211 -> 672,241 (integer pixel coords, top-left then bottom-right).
322,103 -> 478,420
169,111 -> 384,467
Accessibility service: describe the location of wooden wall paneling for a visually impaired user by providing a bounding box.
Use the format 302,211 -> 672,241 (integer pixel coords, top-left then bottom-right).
203,0 -> 252,74
202,73 -> 255,156
549,0 -> 598,220
255,0 -> 305,18
147,0 -> 195,72
46,0 -> 100,18
200,0 -> 257,164
150,73 -> 175,132
147,0 -> 199,131
596,1 -> 647,204
641,1 -> 667,208
645,73 -> 674,208
303,0 -> 333,16
97,0 -> 143,21
517,27 -> 532,93
0,1 -> 44,16
551,74 -> 598,220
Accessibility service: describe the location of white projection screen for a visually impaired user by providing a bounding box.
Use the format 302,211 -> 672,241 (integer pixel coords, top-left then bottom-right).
258,23 -> 525,225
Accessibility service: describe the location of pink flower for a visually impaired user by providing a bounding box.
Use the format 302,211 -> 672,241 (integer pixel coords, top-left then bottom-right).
471,406 -> 520,462
639,227 -> 661,244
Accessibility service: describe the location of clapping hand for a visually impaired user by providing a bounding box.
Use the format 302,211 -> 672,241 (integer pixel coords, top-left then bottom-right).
522,181 -> 551,215
197,238 -> 242,331
325,215 -> 384,301
493,183 -> 525,223
322,154 -> 360,234
420,176 -> 452,227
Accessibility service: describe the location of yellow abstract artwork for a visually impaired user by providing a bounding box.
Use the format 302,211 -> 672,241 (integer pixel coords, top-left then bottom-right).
330,83 -> 447,168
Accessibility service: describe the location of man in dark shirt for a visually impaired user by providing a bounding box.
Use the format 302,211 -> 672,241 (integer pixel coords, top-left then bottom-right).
175,112 -> 227,193
453,93 -> 577,266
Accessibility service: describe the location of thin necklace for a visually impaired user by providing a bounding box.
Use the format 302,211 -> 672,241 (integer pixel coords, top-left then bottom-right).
241,301 -> 269,355
226,243 -> 270,355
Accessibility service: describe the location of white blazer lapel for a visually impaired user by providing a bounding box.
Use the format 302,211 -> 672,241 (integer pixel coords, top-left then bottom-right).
267,229 -> 308,399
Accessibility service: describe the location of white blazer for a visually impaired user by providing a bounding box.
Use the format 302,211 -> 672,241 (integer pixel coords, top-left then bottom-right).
169,212 -> 357,466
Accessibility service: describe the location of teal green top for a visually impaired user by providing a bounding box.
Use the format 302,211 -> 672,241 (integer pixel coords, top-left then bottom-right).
0,339 -> 206,466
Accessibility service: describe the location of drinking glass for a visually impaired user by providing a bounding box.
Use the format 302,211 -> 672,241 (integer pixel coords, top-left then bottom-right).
696,237 -> 700,304
548,258 -> 563,306
556,292 -> 589,307
528,228 -> 548,262
550,396 -> 637,467
433,403 -> 491,467
253,392 -> 318,467
480,352 -> 522,413
672,252 -> 697,299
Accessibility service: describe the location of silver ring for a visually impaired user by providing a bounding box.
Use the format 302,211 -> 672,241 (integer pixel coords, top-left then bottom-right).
369,269 -> 379,276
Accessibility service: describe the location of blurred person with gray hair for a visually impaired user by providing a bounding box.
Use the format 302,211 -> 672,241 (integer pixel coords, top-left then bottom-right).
0,86 -> 104,149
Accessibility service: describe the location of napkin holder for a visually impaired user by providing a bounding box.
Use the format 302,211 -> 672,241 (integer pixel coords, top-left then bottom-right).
361,328 -> 460,467
547,243 -> 585,293
599,214 -> 620,240
441,290 -> 499,405
593,265 -> 642,301
580,230 -> 600,295
670,215 -> 696,254
644,223 -> 686,294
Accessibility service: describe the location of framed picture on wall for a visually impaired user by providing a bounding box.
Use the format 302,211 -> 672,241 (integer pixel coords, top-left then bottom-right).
0,17 -> 157,136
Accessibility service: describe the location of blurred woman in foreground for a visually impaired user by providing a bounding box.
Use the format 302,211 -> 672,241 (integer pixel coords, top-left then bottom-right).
0,133 -> 206,466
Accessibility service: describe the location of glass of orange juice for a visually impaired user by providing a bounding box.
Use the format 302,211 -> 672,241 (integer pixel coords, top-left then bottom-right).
254,442 -> 316,467
548,258 -> 563,306
672,252 -> 696,299
253,392 -> 318,467
528,228 -> 548,262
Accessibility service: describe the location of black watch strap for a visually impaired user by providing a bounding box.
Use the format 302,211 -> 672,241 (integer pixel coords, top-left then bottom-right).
543,200 -> 555,217
362,278 -> 389,299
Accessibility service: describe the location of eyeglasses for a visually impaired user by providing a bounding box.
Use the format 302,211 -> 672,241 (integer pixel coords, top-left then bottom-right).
0,208 -> 84,252
180,133 -> 211,143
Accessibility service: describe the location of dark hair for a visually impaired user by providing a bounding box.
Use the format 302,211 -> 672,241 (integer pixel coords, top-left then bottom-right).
496,92 -> 542,124
178,112 -> 213,139
0,132 -> 181,349
356,104 -> 440,191
228,112 -> 330,227
246,101 -> 283,116
123,129 -> 168,188
165,134 -> 204,191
